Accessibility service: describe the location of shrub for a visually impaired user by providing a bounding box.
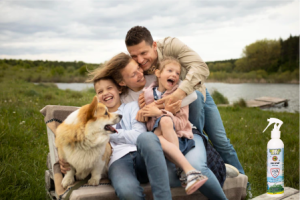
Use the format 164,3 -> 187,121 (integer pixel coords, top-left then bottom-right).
211,90 -> 229,104
233,98 -> 247,107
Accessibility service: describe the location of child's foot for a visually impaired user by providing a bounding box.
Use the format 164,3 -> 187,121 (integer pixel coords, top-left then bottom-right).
185,170 -> 208,195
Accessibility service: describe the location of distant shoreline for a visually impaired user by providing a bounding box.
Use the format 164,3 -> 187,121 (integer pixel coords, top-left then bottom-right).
206,79 -> 299,84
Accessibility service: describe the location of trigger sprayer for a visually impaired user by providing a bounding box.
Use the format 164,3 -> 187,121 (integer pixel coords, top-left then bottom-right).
263,118 -> 284,197
263,118 -> 283,139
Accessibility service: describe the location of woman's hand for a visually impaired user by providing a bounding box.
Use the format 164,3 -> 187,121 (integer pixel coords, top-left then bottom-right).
59,158 -> 71,174
164,98 -> 181,115
136,109 -> 148,122
143,105 -> 163,117
138,92 -> 146,108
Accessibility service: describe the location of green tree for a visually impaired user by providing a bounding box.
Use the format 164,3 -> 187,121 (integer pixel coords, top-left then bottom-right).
78,65 -> 87,76
51,66 -> 65,76
235,39 -> 281,73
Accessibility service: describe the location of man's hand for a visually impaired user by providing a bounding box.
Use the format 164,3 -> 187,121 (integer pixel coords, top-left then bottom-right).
136,109 -> 148,122
164,98 -> 182,115
59,158 -> 71,174
143,105 -> 163,117
138,92 -> 146,108
167,88 -> 187,103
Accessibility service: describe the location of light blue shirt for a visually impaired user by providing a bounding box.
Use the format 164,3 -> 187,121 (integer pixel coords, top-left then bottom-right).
109,101 -> 147,167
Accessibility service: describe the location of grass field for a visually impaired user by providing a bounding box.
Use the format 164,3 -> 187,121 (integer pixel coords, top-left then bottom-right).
0,77 -> 298,199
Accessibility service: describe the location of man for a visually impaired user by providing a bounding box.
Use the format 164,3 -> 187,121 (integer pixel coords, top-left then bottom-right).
125,26 -> 245,177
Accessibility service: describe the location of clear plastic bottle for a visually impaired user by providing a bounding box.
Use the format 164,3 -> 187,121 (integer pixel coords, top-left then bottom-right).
263,118 -> 284,197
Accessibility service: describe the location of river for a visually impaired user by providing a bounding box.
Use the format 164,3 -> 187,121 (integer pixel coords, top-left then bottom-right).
55,83 -> 299,113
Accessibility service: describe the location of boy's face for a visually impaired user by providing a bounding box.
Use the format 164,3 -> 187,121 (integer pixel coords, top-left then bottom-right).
127,40 -> 158,72
156,63 -> 181,91
94,79 -> 122,112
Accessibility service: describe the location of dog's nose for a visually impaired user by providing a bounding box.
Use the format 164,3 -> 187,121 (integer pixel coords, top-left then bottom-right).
119,114 -> 123,120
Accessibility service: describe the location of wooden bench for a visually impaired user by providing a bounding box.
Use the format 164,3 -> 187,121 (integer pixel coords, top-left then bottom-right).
251,187 -> 299,200
42,105 -> 248,200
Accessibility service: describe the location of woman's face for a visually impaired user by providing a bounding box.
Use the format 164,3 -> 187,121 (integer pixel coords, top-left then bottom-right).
119,59 -> 146,92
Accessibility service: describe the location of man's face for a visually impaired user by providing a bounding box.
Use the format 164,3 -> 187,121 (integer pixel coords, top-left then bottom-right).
127,40 -> 158,72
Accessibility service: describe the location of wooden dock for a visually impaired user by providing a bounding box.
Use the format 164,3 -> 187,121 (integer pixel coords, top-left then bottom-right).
246,97 -> 289,108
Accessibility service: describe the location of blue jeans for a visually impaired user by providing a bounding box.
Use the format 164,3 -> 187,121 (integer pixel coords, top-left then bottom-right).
189,89 -> 245,174
108,132 -> 172,200
168,134 -> 228,200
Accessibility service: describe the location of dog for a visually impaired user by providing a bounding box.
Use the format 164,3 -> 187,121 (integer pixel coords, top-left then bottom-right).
55,96 -> 122,188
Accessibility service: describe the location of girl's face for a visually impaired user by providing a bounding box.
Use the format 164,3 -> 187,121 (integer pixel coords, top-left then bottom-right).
156,63 -> 181,91
94,79 -> 122,112
119,59 -> 146,92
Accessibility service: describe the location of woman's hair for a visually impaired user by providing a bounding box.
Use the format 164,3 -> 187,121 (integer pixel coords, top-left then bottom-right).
86,52 -> 132,95
157,56 -> 181,74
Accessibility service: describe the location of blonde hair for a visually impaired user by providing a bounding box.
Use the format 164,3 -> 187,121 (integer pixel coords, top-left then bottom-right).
157,56 -> 181,74
86,52 -> 132,95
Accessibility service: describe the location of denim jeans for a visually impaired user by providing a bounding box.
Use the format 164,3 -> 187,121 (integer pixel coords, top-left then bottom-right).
168,134 -> 228,200
189,89 -> 245,174
108,132 -> 172,200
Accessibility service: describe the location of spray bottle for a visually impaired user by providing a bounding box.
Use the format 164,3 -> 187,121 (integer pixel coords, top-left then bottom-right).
263,118 -> 284,197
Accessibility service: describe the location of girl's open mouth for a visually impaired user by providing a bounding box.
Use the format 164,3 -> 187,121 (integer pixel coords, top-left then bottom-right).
167,78 -> 175,86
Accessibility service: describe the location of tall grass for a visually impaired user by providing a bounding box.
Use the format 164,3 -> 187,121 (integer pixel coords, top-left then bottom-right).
0,78 -> 95,199
0,78 -> 298,199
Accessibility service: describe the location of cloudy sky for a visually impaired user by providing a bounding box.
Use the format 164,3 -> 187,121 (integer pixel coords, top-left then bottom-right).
0,0 -> 298,64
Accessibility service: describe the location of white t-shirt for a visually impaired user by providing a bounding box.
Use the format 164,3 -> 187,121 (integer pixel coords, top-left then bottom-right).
120,75 -> 156,104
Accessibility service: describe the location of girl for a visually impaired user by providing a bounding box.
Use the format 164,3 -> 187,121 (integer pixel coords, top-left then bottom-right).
141,56 -> 208,195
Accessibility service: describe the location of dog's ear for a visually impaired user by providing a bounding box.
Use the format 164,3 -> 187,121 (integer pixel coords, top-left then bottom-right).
86,96 -> 98,121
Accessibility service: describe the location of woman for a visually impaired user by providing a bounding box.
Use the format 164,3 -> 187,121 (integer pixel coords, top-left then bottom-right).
88,52 -> 228,199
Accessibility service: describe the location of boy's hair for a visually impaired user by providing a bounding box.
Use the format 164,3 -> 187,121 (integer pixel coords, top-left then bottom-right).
86,52 -> 132,95
125,26 -> 154,46
157,56 -> 181,74
93,76 -> 122,92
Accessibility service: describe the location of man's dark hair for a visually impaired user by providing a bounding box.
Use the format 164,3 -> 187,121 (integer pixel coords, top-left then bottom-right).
125,26 -> 153,46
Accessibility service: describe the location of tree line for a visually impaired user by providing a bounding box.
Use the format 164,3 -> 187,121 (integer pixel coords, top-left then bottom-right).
0,35 -> 298,83
207,35 -> 298,73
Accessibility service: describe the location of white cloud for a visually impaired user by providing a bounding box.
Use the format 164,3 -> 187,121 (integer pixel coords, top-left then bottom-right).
0,0 -> 298,63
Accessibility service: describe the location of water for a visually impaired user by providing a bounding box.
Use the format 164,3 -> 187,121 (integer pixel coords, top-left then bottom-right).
55,82 -> 299,113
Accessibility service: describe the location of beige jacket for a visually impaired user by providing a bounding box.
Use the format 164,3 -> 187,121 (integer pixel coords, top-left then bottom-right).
146,37 -> 209,101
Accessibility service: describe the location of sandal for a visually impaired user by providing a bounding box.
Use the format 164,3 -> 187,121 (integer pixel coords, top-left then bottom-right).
185,170 -> 208,195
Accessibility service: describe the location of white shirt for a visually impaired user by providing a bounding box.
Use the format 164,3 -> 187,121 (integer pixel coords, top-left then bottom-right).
108,102 -> 147,167
121,75 -> 156,104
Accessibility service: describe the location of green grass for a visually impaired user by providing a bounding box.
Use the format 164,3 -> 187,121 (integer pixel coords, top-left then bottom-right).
0,78 -> 95,200
0,77 -> 298,199
219,106 -> 299,197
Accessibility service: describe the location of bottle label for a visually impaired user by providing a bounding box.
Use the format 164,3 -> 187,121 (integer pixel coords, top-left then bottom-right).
267,148 -> 284,195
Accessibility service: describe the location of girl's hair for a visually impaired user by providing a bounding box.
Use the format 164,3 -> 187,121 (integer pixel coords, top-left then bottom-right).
157,56 -> 181,74
86,52 -> 132,95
